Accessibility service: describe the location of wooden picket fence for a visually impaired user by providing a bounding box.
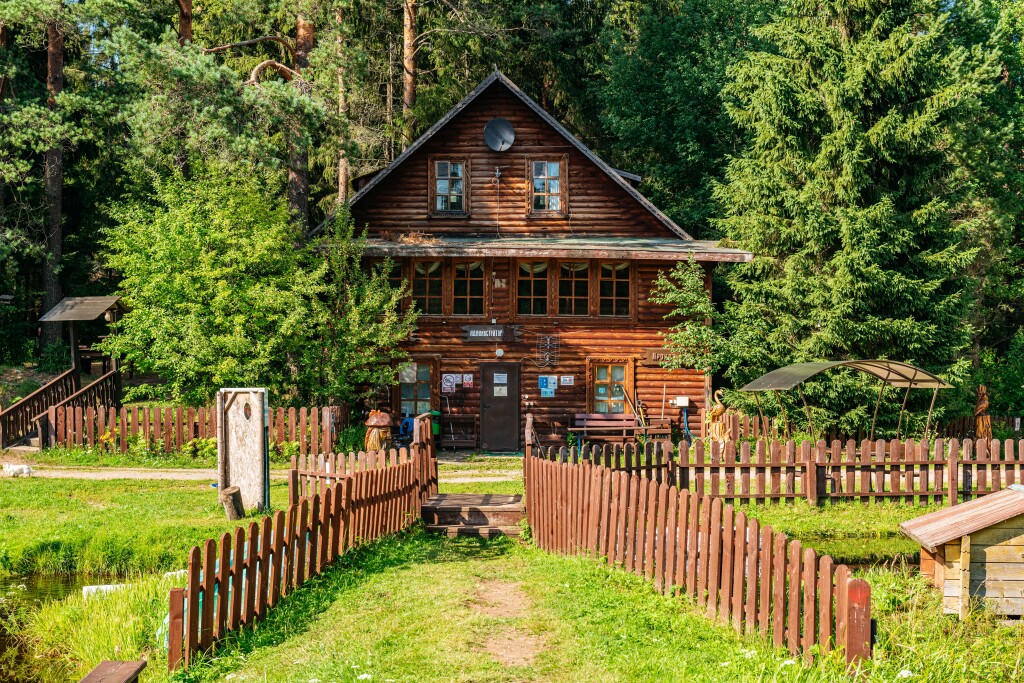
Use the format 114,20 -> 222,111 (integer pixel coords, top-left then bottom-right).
288,413 -> 439,506
523,453 -> 872,665
532,434 -> 1024,506
728,413 -> 1023,443
36,403 -> 345,454
167,449 -> 423,671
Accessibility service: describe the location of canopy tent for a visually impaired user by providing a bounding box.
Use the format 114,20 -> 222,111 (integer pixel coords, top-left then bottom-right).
737,360 -> 953,441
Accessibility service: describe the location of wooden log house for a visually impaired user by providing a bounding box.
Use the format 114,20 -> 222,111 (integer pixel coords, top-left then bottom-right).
351,71 -> 751,451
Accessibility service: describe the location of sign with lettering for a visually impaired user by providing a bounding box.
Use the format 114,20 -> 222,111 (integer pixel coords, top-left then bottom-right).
642,348 -> 672,365
461,325 -> 522,342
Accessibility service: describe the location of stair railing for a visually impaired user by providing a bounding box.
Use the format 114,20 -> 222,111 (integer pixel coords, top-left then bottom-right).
34,369 -> 122,448
0,369 -> 78,448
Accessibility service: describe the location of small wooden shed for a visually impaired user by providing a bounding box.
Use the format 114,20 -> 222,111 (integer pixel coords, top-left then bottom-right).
900,484 -> 1024,618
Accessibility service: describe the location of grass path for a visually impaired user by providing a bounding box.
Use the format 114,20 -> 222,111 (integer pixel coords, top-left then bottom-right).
175,530 -> 840,683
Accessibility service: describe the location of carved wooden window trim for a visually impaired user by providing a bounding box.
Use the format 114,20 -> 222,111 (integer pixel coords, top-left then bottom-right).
586,356 -> 636,414
526,155 -> 569,217
393,356 -> 440,417
428,157 -> 470,217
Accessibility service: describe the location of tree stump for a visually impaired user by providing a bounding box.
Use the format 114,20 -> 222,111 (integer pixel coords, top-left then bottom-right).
220,486 -> 245,521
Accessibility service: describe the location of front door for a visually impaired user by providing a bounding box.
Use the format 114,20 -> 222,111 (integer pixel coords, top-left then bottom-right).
480,363 -> 520,451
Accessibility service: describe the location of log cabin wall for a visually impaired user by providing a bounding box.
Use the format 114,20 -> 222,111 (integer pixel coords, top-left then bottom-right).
351,84 -> 678,239
350,74 -> 726,449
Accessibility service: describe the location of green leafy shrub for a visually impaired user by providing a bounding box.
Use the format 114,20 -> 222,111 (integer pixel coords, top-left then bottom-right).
38,342 -> 71,374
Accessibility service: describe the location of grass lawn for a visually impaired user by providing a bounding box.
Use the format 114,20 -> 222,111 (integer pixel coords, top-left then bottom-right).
25,445 -> 295,470
0,478 -> 288,576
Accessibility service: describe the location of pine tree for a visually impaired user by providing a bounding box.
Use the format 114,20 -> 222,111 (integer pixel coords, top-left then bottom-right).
716,0 -> 1006,434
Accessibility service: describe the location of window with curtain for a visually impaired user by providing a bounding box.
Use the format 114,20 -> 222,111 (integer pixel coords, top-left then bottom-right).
558,262 -> 589,316
412,261 -> 443,314
453,261 -> 485,315
599,262 -> 630,317
592,363 -> 627,414
531,160 -> 562,211
517,261 -> 548,315
399,362 -> 432,416
434,161 -> 465,212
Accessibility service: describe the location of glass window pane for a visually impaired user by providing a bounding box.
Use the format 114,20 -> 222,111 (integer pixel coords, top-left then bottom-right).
533,178 -> 545,193
436,196 -> 448,211
427,299 -> 441,314
548,161 -> 560,177
469,280 -> 483,295
616,301 -> 629,316
450,163 -> 462,178
401,400 -> 414,415
437,161 -> 449,177
611,384 -> 625,399
449,195 -> 463,211
533,161 -> 546,177
417,364 -> 431,380
596,384 -> 608,397
417,384 -> 430,399
454,300 -> 466,315
533,195 -> 546,210
437,179 -> 448,194
518,300 -> 531,315
470,299 -> 483,314
416,400 -> 430,413
400,384 -> 413,399
611,365 -> 625,382
596,366 -> 608,381
548,196 -> 560,211
610,402 -> 624,414
596,403 -> 608,414
450,179 -> 462,194
548,179 -> 559,194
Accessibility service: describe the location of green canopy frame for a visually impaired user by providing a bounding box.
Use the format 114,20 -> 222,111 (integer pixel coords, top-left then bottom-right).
738,360 -> 953,442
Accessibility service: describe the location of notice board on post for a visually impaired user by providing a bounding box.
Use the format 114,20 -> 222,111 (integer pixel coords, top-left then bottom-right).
217,388 -> 270,512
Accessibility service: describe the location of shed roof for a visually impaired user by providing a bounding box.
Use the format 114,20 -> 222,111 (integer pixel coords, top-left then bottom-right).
738,360 -> 953,391
362,236 -> 752,263
350,70 -> 695,241
39,296 -> 121,322
899,485 -> 1024,552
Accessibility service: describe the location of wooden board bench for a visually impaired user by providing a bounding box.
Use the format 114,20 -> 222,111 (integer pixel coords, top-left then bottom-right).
570,413 -> 672,445
78,660 -> 146,683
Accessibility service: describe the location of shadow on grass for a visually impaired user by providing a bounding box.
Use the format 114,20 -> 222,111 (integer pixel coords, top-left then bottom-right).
176,525 -> 515,682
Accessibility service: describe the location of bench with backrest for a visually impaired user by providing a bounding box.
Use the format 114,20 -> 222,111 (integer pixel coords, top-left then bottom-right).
570,413 -> 673,445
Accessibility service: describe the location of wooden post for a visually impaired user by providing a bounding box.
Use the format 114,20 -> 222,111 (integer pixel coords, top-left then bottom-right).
525,413 -> 534,458
288,468 -> 299,507
167,588 -> 185,672
220,486 -> 245,521
948,440 -> 959,506
843,578 -> 872,666
959,534 -> 971,620
804,441 -> 818,506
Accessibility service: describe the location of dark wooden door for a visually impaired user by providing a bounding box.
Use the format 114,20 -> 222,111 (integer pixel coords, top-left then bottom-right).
480,363 -> 520,451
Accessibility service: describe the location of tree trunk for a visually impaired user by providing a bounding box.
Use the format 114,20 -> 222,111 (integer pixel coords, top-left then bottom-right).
0,23 -> 8,222
42,21 -> 64,350
288,16 -> 313,229
336,8 -> 349,203
402,0 -> 417,149
177,0 -> 193,45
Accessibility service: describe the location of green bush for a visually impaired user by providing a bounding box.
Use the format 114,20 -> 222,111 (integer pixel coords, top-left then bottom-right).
38,342 -> 71,374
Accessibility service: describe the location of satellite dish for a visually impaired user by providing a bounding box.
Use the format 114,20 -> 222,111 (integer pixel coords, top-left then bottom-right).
484,117 -> 515,152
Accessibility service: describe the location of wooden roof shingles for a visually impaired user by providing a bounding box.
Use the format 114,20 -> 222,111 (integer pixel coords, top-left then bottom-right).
899,485 -> 1024,552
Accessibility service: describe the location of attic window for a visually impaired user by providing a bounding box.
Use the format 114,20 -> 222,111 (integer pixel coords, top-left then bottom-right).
530,159 -> 563,213
433,160 -> 466,213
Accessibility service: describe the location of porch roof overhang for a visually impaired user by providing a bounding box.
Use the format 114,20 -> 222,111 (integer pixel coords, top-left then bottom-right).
39,296 -> 122,322
362,236 -> 753,263
738,360 -> 953,391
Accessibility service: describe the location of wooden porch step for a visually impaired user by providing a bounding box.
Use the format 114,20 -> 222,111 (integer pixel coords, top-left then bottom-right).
425,524 -> 521,539
422,494 -> 525,527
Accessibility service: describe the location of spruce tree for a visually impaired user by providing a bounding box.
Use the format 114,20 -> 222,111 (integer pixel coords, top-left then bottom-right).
716,0 -> 1005,434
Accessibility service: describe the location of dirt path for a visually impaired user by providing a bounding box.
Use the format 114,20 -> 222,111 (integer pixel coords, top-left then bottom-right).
468,579 -> 544,667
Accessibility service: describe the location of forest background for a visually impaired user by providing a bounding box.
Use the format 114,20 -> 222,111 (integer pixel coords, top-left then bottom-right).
2,0 -> 1023,435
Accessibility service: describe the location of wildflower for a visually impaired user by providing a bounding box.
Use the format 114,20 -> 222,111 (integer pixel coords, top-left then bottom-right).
357,675 -> 372,681
897,671 -> 913,679
740,649 -> 755,659
781,659 -> 796,667
720,662 -> 730,667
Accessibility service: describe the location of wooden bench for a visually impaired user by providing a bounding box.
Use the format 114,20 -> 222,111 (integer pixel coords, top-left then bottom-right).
439,414 -> 479,449
570,413 -> 672,445
78,660 -> 146,683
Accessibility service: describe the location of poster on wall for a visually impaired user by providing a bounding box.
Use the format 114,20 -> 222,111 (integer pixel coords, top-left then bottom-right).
462,373 -> 473,387
494,373 -> 507,384
541,387 -> 555,398
494,385 -> 508,397
441,373 -> 459,393
560,375 -> 574,386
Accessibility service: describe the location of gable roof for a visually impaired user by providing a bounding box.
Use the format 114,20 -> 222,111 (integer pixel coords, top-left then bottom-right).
350,70 -> 694,240
899,485 -> 1024,552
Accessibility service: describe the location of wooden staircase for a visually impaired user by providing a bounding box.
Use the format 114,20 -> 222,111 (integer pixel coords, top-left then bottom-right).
423,494 -> 524,538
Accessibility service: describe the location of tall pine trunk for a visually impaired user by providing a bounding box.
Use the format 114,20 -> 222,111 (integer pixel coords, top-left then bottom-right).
288,15 -> 313,229
402,0 -> 416,149
42,20 -> 64,350
336,8 -> 348,203
177,0 -> 193,45
0,23 -> 8,224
